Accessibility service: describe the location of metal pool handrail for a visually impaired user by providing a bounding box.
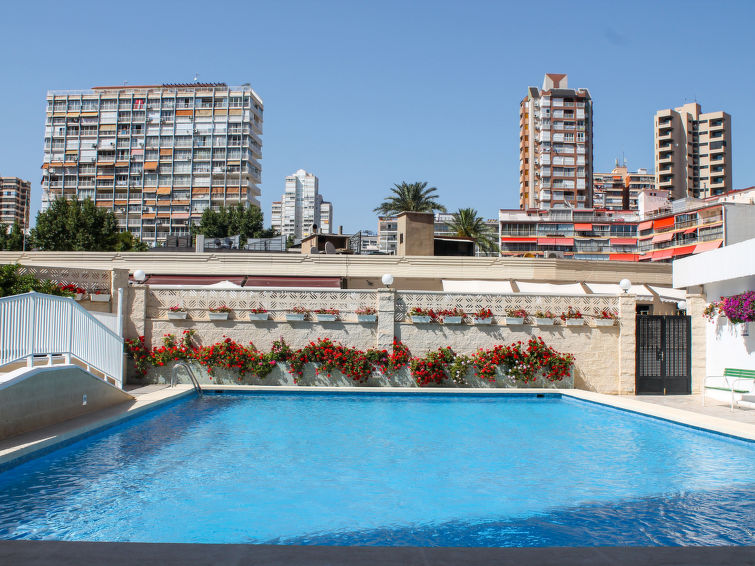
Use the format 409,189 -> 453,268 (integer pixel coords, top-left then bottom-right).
171,362 -> 202,395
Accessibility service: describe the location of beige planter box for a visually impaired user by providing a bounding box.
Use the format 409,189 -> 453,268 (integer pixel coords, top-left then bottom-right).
505,317 -> 525,325
74,293 -> 84,301
473,317 -> 493,325
90,293 -> 111,302
167,311 -> 188,320
594,318 -> 616,327
565,319 -> 585,326
316,314 -> 338,322
248,312 -> 269,321
411,315 -> 433,324
209,312 -> 229,321
443,316 -> 464,325
357,314 -> 377,323
534,318 -> 556,326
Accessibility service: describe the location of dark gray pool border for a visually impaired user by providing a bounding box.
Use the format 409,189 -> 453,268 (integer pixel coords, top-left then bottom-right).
0,540 -> 754,565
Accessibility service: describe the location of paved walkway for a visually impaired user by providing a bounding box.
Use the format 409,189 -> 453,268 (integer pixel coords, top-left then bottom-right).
632,393 -> 755,425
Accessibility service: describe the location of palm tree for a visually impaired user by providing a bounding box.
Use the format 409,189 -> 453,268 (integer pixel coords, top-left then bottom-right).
373,182 -> 446,216
447,208 -> 498,255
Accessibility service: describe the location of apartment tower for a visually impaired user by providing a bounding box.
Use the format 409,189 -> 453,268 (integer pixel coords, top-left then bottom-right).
519,74 -> 593,210
271,169 -> 332,241
41,83 -> 263,246
0,176 -> 31,230
593,163 -> 655,210
654,102 -> 731,200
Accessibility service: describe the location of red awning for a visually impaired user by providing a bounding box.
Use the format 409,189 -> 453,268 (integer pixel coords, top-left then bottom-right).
574,223 -> 592,230
638,253 -> 653,261
684,227 -> 697,234
673,245 -> 697,256
609,253 -> 639,261
638,220 -> 653,231
651,232 -> 674,243
537,238 -> 557,245
693,240 -> 723,254
653,217 -> 675,230
651,249 -> 674,261
140,275 -> 246,286
556,238 -> 574,245
245,276 -> 343,288
610,238 -> 637,245
501,237 -> 538,243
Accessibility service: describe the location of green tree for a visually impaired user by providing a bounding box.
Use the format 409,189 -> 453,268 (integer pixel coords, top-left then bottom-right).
447,208 -> 498,255
374,181 -> 446,216
114,231 -> 149,252
30,198 -> 120,251
0,222 -> 25,251
195,203 -> 273,241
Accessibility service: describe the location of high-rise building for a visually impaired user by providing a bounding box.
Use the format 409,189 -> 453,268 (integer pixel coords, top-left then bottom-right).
654,102 -> 732,200
41,82 -> 263,246
0,176 -> 31,230
320,201 -> 333,234
593,164 -> 655,210
271,169 -> 332,241
519,73 -> 593,210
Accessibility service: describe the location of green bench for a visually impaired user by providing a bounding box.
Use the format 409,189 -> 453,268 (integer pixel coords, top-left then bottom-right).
703,368 -> 755,410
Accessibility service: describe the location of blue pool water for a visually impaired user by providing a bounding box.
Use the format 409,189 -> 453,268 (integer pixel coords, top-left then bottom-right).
0,392 -> 754,546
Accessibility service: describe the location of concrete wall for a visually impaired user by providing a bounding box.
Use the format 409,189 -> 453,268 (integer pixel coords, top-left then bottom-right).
705,317 -> 755,378
0,366 -> 134,441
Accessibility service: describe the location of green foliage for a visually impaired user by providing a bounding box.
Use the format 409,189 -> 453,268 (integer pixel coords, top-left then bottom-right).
195,203 -> 274,241
447,208 -> 497,254
114,231 -> 149,252
0,264 -> 70,298
374,181 -> 446,216
0,223 -> 25,251
30,198 -> 146,252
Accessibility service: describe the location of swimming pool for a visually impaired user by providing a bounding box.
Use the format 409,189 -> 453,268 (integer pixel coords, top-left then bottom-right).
0,392 -> 753,546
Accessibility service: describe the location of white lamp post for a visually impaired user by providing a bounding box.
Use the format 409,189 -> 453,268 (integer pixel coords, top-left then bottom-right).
381,273 -> 394,288
133,269 -> 146,284
677,300 -> 687,312
619,279 -> 631,294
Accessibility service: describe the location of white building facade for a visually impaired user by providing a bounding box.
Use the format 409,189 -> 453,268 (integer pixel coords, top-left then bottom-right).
271,169 -> 332,242
41,83 -> 263,246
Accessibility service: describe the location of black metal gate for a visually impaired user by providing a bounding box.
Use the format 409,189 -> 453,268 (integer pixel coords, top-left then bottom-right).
636,315 -> 691,395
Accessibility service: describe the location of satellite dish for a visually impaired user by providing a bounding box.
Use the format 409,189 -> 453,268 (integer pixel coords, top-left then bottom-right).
324,242 -> 336,254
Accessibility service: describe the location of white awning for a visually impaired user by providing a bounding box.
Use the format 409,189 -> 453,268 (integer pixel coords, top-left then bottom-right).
649,285 -> 685,303
442,280 -> 514,293
515,282 -> 586,295
207,280 -> 242,288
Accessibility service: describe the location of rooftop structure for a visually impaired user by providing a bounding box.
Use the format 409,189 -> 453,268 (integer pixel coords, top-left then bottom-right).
593,164 -> 656,211
519,74 -> 594,209
41,83 -> 263,246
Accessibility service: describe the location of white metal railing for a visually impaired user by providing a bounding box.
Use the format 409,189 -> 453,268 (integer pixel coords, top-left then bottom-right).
0,292 -> 124,388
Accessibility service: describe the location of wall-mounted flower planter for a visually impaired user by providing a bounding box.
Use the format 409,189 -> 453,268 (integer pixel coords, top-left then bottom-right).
565,319 -> 584,326
316,314 -> 338,322
209,312 -> 229,321
74,293 -> 85,301
534,318 -> 555,326
286,313 -> 307,322
443,316 -> 464,325
505,317 -> 525,325
91,294 -> 111,302
167,311 -> 188,320
594,319 -> 615,327
411,315 -> 432,324
356,314 -> 377,323
473,317 -> 493,325
248,312 -> 268,321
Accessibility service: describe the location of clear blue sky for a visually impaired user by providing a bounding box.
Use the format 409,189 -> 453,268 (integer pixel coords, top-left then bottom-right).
1,0 -> 754,232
